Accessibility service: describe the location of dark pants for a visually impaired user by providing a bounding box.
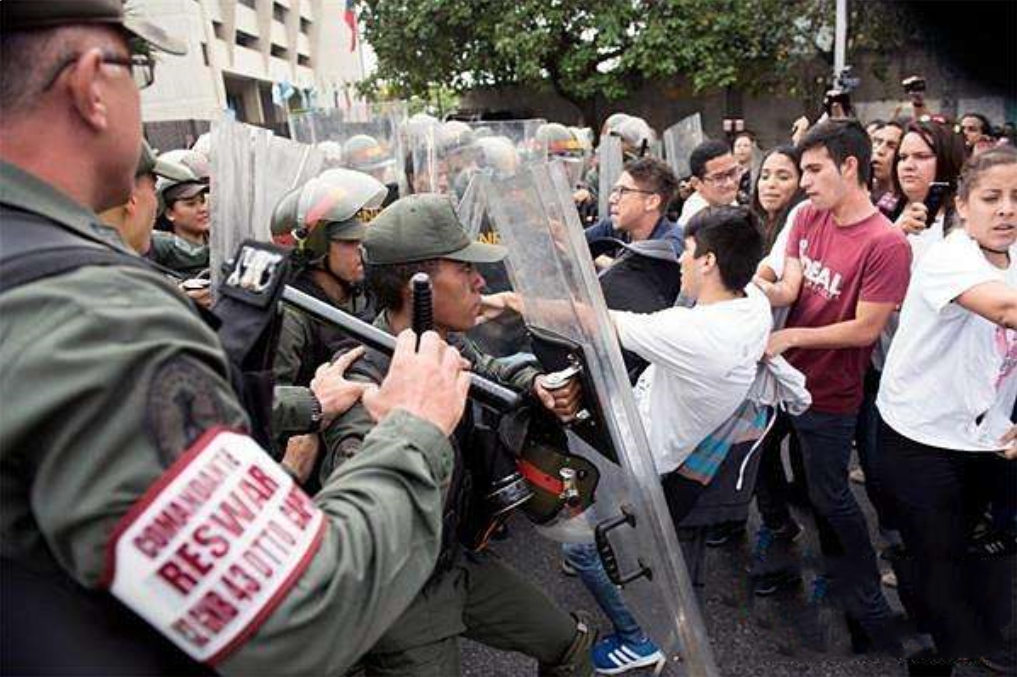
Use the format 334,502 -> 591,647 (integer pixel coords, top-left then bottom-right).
790,409 -> 894,633
880,420 -> 1014,662
854,367 -> 898,534
755,410 -> 807,529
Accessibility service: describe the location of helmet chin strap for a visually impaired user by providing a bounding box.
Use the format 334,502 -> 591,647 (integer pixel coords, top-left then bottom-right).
980,245 -> 1012,255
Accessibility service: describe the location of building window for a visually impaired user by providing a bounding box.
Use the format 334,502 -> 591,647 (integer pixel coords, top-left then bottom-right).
297,54 -> 311,67
212,21 -> 225,40
273,2 -> 287,22
236,31 -> 259,49
270,44 -> 289,59
200,42 -> 209,66
299,17 -> 311,34
238,0 -> 255,8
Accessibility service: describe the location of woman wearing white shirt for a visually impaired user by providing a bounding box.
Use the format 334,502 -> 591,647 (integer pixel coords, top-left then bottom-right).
877,146 -> 1017,674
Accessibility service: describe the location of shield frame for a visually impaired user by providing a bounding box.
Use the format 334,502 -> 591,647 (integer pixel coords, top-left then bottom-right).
485,162 -> 719,675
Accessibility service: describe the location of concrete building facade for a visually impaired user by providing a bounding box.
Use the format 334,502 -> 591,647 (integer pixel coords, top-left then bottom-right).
137,0 -> 367,147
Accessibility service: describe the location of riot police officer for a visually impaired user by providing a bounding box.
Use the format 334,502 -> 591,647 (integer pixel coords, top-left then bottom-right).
321,194 -> 594,676
0,2 -> 472,674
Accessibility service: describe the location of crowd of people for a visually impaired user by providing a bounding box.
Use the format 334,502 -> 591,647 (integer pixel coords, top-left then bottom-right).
2,1 -> 1015,677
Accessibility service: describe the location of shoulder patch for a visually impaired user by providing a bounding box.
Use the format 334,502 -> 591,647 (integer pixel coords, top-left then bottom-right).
102,428 -> 325,664
147,358 -> 233,468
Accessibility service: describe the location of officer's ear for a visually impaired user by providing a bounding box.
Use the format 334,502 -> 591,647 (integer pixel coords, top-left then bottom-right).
66,49 -> 112,133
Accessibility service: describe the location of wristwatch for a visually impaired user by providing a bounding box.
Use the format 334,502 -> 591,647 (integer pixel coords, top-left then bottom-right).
309,392 -> 324,431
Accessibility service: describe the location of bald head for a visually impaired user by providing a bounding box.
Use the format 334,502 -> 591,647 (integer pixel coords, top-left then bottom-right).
0,25 -> 143,212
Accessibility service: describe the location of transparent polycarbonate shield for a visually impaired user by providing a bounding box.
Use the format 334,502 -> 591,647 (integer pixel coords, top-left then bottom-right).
456,171 -> 490,239
663,113 -> 705,178
485,162 -> 718,676
466,119 -> 545,159
288,107 -> 402,187
210,119 -> 322,289
597,134 -> 623,220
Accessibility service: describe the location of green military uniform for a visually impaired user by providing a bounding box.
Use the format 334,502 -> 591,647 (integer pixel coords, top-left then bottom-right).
148,229 -> 209,278
0,10 -> 456,668
319,195 -> 594,676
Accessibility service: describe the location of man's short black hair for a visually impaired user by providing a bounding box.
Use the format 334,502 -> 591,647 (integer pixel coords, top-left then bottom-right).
623,156 -> 678,210
797,119 -> 872,186
365,259 -> 439,313
684,206 -> 763,292
689,140 -> 732,179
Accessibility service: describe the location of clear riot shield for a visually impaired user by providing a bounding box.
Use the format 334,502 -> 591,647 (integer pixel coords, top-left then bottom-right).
663,113 -> 705,179
288,106 -> 404,192
485,162 -> 718,676
455,171 -> 489,240
466,119 -> 545,162
597,134 -> 623,220
210,119 -> 323,290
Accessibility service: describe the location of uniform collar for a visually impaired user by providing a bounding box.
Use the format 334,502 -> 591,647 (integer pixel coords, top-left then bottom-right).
0,160 -> 134,254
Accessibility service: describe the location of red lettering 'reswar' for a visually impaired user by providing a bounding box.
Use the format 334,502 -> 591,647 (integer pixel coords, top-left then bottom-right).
130,450 -> 238,559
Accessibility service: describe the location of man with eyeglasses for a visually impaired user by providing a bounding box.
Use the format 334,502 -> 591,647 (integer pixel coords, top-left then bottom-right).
0,2 -> 475,674
678,140 -> 743,228
584,156 -> 682,268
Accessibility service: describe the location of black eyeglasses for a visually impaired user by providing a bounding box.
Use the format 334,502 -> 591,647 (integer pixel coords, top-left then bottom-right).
609,185 -> 655,198
43,51 -> 156,92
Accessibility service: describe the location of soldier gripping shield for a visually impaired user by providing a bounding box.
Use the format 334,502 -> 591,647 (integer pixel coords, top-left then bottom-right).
319,194 -> 597,676
484,162 -> 720,676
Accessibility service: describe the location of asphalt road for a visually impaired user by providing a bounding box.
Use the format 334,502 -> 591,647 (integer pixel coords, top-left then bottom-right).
459,474 -> 1011,677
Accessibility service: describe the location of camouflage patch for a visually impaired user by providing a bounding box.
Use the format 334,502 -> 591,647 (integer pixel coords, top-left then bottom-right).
147,357 -> 230,468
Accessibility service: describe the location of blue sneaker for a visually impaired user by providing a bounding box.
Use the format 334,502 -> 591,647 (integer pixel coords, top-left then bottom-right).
592,633 -> 665,674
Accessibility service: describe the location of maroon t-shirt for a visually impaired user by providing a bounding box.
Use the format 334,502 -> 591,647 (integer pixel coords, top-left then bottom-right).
783,204 -> 911,414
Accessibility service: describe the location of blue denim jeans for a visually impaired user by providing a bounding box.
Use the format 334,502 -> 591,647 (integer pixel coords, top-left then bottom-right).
560,542 -> 647,645
791,408 -> 895,634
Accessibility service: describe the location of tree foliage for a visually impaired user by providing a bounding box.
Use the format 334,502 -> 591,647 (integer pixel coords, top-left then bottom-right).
358,0 -> 914,124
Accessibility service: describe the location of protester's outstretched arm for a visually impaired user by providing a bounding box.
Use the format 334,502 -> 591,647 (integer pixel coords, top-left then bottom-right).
956,281 -> 1017,330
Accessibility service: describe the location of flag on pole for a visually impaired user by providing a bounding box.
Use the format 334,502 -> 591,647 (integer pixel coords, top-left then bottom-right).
344,0 -> 358,53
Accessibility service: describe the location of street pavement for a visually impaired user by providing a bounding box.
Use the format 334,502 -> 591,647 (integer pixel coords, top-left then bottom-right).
461,470 -> 1010,676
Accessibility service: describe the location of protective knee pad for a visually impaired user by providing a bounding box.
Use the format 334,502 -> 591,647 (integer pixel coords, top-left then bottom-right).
538,611 -> 597,677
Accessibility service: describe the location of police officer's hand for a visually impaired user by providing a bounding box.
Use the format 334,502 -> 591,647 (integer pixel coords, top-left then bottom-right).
311,346 -> 369,426
533,375 -> 583,423
182,285 -> 212,309
362,330 -> 471,436
281,434 -> 320,485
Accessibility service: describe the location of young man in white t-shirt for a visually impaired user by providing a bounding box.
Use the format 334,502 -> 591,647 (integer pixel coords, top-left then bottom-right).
565,206 -> 771,674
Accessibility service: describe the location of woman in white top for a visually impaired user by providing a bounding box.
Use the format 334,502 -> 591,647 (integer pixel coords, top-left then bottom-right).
877,146 -> 1017,672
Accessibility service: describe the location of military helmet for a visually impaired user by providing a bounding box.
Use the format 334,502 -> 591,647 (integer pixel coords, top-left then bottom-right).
342,134 -> 394,172
286,168 -> 388,260
615,116 -> 656,155
191,132 -> 212,160
270,186 -> 302,238
602,112 -> 631,136
473,136 -> 519,178
536,122 -> 583,159
158,148 -> 210,181
155,159 -> 206,215
437,120 -> 475,155
317,140 -> 344,169
404,112 -> 439,144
